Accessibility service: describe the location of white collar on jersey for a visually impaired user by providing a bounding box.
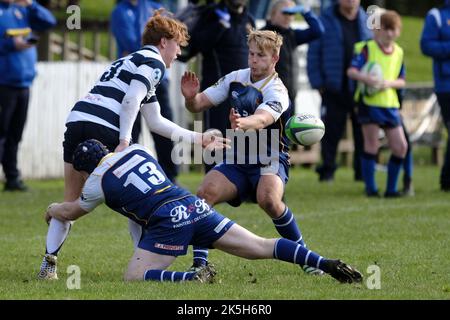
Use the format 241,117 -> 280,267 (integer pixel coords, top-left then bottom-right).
142,45 -> 160,55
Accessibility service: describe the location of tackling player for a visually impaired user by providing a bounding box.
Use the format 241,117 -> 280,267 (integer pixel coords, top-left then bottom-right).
44,139 -> 363,284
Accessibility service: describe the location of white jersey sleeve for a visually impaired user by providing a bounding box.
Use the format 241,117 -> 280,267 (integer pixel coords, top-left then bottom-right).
257,79 -> 290,122
203,71 -> 237,106
78,174 -> 105,212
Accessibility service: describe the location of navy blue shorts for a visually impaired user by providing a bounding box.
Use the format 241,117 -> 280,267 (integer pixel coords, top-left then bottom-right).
213,162 -> 289,207
358,104 -> 402,128
138,196 -> 235,256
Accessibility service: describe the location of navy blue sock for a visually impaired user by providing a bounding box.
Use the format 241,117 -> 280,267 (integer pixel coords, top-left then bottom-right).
403,149 -> 413,182
192,246 -> 208,267
361,152 -> 378,194
387,155 -> 404,194
273,238 -> 329,272
272,207 -> 306,247
144,270 -> 196,282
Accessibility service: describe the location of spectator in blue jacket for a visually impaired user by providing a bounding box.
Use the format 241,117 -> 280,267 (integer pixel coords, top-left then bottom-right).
262,0 -> 324,108
111,0 -> 179,184
307,0 -> 371,182
0,0 -> 56,191
421,0 -> 450,191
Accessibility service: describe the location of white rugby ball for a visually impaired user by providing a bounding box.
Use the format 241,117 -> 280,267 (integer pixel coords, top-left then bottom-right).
358,62 -> 383,96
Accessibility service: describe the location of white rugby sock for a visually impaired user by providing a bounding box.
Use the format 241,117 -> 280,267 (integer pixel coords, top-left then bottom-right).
128,219 -> 142,248
46,219 -> 73,255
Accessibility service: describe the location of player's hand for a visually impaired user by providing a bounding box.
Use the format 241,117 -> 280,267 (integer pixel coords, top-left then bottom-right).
380,80 -> 391,90
365,75 -> 382,88
229,108 -> 241,130
45,202 -> 58,225
215,7 -> 231,29
201,129 -> 231,151
114,139 -> 129,152
181,71 -> 200,101
13,36 -> 33,51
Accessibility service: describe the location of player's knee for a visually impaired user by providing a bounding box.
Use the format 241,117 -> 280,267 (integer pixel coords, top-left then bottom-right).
392,142 -> 408,158
258,197 -> 283,218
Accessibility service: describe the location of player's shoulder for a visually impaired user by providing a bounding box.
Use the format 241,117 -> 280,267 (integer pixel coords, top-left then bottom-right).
266,74 -> 289,96
133,46 -> 165,68
229,68 -> 251,82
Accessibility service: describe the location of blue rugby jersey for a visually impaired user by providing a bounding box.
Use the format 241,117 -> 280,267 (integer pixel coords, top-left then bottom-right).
204,68 -> 291,166
79,144 -> 190,226
65,46 -> 165,132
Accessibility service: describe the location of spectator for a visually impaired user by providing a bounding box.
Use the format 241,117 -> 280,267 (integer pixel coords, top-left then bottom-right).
262,0 -> 324,112
0,0 -> 56,191
178,0 -> 255,172
307,0 -> 371,182
347,10 -> 407,198
421,0 -> 450,192
111,0 -> 179,183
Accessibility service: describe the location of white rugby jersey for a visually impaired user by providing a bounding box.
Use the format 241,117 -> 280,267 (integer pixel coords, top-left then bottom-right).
66,45 -> 166,132
203,68 -> 290,122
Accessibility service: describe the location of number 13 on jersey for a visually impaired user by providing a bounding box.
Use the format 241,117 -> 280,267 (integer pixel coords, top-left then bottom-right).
112,154 -> 166,194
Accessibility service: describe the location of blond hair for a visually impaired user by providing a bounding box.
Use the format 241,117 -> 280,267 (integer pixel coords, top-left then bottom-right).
247,29 -> 283,55
142,9 -> 189,47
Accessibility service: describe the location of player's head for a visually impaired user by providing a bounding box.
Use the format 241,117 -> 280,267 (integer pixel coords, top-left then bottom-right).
374,10 -> 402,44
247,29 -> 283,81
142,9 -> 189,68
72,139 -> 110,174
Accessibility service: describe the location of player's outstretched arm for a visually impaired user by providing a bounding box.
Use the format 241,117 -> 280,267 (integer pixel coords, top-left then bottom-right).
181,71 -> 213,113
45,201 -> 88,223
141,102 -> 230,149
230,109 -> 275,131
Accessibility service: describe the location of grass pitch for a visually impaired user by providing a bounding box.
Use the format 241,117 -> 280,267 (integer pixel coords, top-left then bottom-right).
0,166 -> 449,300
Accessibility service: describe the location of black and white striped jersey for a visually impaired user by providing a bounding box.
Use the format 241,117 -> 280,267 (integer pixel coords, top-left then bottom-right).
66,45 -> 166,132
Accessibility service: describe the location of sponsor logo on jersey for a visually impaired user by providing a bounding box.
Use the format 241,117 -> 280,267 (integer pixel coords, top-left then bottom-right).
266,101 -> 282,113
151,68 -> 162,83
212,76 -> 225,88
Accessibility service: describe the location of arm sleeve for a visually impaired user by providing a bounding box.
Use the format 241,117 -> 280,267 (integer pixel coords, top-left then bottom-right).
294,10 -> 325,45
257,85 -> 290,122
119,60 -> 165,142
350,46 -> 368,70
78,175 -> 105,212
26,1 -> 56,31
203,71 -> 235,106
119,79 -> 148,142
420,10 -> 450,59
141,101 -> 201,144
110,7 -> 140,54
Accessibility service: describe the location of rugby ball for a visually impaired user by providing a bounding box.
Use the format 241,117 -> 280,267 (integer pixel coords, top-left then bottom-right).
285,114 -> 325,146
358,62 -> 383,96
